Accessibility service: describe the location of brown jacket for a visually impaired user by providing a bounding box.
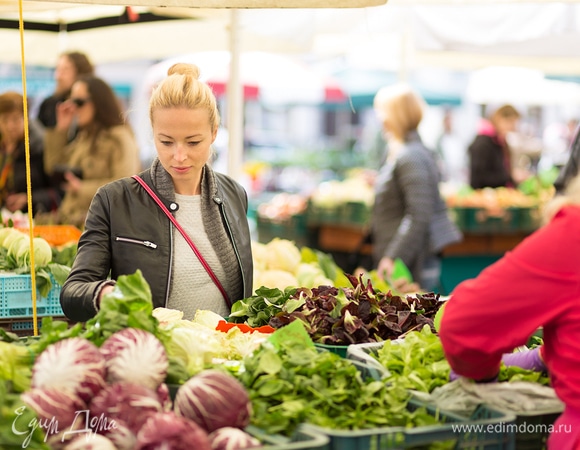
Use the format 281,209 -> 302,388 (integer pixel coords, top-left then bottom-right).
44,125 -> 141,227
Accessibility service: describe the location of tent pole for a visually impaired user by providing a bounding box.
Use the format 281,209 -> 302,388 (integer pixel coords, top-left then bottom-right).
227,8 -> 244,182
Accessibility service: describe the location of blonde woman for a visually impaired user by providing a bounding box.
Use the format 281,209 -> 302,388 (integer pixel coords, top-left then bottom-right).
440,175 -> 580,449
371,83 -> 461,290
60,63 -> 253,323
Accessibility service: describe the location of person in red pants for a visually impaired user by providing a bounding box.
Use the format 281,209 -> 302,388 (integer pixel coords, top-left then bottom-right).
439,174 -> 580,450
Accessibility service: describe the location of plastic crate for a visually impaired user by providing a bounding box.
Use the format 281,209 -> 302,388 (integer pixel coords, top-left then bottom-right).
340,202 -> 371,227
17,225 -> 82,247
314,343 -> 350,358
0,273 -> 63,319
306,201 -> 344,226
249,425 -> 330,450
256,213 -> 309,247
303,397 -> 516,450
0,316 -> 69,337
469,207 -> 520,234
348,341 -> 560,450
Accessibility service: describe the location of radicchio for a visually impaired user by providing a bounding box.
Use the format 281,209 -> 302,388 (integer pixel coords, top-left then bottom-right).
100,328 -> 168,390
136,411 -> 212,450
89,382 -> 162,437
209,427 -> 261,450
174,369 -> 252,433
31,337 -> 106,403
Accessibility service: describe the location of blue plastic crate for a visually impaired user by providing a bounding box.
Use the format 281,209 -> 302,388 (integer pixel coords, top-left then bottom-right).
0,273 -> 63,318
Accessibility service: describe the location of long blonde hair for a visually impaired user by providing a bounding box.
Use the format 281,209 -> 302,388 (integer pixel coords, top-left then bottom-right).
373,83 -> 425,143
149,63 -> 220,132
543,174 -> 580,224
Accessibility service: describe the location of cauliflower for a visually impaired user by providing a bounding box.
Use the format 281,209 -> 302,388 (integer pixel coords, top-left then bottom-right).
263,238 -> 301,273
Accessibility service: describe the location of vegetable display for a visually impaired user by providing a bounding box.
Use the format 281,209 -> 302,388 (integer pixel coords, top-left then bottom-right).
239,321 -> 446,437
231,273 -> 443,346
0,226 -> 71,297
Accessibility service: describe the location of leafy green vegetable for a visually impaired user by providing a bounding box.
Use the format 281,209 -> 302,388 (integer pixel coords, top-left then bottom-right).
0,381 -> 50,450
376,325 -> 451,393
239,322 -> 446,437
269,274 -> 442,345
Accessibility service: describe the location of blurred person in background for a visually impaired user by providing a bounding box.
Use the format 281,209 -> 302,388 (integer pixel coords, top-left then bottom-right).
539,118 -> 579,173
371,83 -> 461,291
554,121 -> 580,194
60,63 -> 253,323
435,108 -> 469,187
0,92 -> 60,215
43,75 -> 141,228
37,51 -> 94,132
468,104 -> 521,189
440,173 -> 580,450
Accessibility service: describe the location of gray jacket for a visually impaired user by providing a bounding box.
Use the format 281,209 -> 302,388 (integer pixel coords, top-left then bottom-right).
371,132 -> 462,283
61,160 -> 253,322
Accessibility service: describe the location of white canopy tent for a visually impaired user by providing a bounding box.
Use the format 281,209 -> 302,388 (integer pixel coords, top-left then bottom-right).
2,0 -> 388,180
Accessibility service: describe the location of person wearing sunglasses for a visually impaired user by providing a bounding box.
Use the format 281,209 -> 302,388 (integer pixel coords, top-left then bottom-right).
59,63 -> 253,323
43,75 -> 141,228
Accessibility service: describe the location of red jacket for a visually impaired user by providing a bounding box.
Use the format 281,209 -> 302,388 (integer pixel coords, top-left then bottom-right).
440,205 -> 580,411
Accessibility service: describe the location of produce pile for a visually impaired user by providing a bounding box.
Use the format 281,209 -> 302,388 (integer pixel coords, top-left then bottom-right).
0,266 -> 554,449
231,272 -> 442,346
0,270 -> 454,449
0,226 -> 75,296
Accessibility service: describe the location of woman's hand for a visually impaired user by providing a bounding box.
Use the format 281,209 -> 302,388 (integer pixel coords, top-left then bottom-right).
377,256 -> 395,281
98,284 -> 115,307
55,100 -> 76,132
62,170 -> 82,194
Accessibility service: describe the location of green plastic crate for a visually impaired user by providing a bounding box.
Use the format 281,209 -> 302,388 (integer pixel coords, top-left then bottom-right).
314,343 -> 349,358
303,398 -> 516,450
256,213 -> 309,247
250,425 -> 330,450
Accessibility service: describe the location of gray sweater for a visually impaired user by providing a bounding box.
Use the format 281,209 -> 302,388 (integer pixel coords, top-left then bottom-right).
371,132 -> 462,284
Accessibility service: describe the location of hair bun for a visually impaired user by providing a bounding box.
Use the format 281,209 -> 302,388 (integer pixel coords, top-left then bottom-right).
167,63 -> 200,80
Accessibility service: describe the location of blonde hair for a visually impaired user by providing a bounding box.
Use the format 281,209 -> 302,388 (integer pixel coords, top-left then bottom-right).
149,63 -> 220,132
373,83 -> 425,143
543,174 -> 580,224
489,104 -> 521,125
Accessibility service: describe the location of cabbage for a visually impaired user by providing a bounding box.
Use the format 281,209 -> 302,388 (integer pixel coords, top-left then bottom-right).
192,309 -> 225,329
0,227 -> 23,247
174,369 -> 252,433
136,411 -> 212,450
295,262 -> 333,288
263,238 -> 301,273
209,427 -> 261,450
167,327 -> 223,376
64,434 -> 117,450
89,382 -> 162,436
152,307 -> 184,326
100,328 -> 168,391
31,337 -> 106,404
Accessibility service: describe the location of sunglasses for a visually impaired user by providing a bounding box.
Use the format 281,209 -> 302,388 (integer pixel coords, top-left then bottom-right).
71,98 -> 91,108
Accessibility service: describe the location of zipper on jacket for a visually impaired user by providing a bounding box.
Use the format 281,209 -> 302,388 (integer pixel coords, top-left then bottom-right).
115,236 -> 158,249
